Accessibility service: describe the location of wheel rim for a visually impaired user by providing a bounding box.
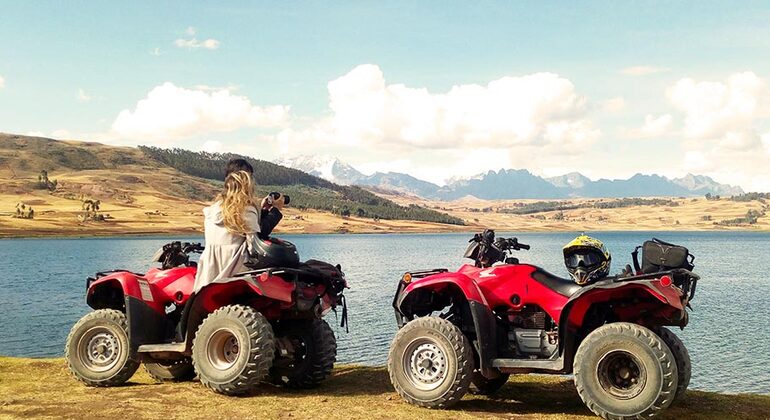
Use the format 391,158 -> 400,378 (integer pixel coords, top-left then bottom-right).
206,328 -> 241,370
77,326 -> 122,373
403,338 -> 448,391
597,350 -> 647,399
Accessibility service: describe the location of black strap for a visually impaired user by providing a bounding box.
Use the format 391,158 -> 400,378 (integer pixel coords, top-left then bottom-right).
632,246 -> 642,274
333,295 -> 349,333
340,295 -> 349,333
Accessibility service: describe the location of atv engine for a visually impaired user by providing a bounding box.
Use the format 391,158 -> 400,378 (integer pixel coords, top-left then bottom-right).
506,305 -> 558,358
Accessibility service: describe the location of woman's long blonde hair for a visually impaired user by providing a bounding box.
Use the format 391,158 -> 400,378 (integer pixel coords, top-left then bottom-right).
219,170 -> 258,234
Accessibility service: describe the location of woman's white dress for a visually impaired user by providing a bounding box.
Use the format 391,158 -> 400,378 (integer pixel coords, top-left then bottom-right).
193,201 -> 260,293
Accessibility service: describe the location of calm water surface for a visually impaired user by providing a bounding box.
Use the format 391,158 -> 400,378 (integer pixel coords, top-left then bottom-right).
0,232 -> 768,394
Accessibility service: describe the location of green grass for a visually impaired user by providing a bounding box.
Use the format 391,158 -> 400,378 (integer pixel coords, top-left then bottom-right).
1,357 -> 768,419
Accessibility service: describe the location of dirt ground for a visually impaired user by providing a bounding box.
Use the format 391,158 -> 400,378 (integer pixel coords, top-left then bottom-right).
0,357 -> 768,420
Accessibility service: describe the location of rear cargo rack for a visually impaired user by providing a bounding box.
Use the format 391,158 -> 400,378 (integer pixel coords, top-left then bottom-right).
611,268 -> 699,302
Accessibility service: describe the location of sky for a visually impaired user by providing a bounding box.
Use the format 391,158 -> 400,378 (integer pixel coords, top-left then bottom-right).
1,1 -> 770,190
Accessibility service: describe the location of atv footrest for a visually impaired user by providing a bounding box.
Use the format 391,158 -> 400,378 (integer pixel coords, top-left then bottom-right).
137,343 -> 186,353
492,357 -> 564,372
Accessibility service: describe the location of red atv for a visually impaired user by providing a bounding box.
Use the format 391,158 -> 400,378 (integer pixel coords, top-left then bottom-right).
65,239 -> 347,395
388,231 -> 698,419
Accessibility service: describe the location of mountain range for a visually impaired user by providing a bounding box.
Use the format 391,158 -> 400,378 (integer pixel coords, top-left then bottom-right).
275,155 -> 744,200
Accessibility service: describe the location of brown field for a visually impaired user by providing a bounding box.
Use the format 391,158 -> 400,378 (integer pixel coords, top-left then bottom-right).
1,357 -> 768,420
378,193 -> 770,233
1,134 -> 768,238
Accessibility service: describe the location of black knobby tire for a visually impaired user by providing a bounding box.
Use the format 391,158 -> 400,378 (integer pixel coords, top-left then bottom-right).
65,309 -> 140,387
270,319 -> 337,389
654,327 -> 691,403
144,358 -> 195,382
574,322 -> 678,420
387,316 -> 474,409
469,371 -> 510,395
192,305 -> 275,395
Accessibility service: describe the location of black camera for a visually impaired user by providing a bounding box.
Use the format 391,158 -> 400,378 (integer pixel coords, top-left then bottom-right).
268,192 -> 290,206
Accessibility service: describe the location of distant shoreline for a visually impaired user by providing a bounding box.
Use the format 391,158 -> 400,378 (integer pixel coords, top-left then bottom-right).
2,224 -> 768,240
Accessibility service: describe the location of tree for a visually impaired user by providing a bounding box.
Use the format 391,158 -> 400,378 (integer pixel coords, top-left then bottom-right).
356,208 -> 366,218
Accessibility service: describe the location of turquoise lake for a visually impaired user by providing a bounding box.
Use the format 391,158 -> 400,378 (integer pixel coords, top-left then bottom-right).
0,231 -> 768,394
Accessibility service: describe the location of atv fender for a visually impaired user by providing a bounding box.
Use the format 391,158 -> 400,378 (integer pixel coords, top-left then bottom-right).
557,278 -> 686,372
395,273 -> 498,378
86,273 -> 169,357
182,274 -> 295,350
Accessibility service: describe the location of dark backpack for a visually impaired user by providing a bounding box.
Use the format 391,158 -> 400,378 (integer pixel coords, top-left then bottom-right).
633,238 -> 695,274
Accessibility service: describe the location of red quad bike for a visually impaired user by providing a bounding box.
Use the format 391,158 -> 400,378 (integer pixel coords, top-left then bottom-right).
65,239 -> 348,395
388,231 -> 698,419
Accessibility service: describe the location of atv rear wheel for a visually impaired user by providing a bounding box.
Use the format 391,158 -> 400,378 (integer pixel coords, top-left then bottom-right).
469,371 -> 509,395
654,327 -> 691,403
270,319 -> 337,388
387,316 -> 474,409
574,322 -> 678,419
192,305 -> 275,395
65,309 -> 140,387
144,358 -> 195,382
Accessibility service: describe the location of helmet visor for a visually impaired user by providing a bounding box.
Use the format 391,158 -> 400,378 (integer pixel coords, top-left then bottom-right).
565,250 -> 604,269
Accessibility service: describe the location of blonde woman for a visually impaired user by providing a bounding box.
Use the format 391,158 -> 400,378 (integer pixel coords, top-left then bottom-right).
193,159 -> 284,292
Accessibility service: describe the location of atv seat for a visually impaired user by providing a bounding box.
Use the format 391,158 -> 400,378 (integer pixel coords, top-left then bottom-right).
531,269 -> 582,297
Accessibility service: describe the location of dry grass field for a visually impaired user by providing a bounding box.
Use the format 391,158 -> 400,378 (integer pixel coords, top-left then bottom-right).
0,357 -> 768,420
380,193 -> 770,233
1,134 -> 768,238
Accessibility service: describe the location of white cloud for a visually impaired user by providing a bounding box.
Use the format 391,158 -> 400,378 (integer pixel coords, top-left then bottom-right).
667,72 -> 769,139
0,75 -> 4,89
628,113 -> 674,138
76,88 -> 92,103
201,140 -> 223,153
111,82 -> 289,141
665,72 -> 770,191
174,27 -> 220,50
150,47 -> 162,56
620,66 -> 670,76
602,96 -> 626,113
284,64 -> 599,151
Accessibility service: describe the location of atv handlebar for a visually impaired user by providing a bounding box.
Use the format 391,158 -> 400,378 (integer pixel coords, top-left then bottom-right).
497,237 -> 530,251
182,242 -> 204,254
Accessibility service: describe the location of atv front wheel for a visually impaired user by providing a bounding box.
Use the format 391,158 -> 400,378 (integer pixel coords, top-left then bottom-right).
270,319 -> 337,388
654,327 -> 691,403
469,371 -> 509,395
192,305 -> 275,395
65,309 -> 140,386
387,316 -> 474,409
144,357 -> 195,382
574,322 -> 678,419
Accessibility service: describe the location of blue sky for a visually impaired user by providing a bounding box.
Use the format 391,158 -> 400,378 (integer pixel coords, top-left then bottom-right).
2,1 -> 770,190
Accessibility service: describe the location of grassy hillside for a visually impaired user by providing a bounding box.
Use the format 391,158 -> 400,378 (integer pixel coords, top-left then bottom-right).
1,357 -> 768,419
0,133 -> 467,237
139,146 -> 464,225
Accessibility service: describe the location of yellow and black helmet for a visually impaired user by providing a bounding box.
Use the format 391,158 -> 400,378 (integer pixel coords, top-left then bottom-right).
563,234 -> 611,285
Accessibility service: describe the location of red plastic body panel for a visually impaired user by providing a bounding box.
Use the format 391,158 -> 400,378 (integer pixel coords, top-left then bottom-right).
402,270 -> 487,305
400,263 -> 687,330
459,264 -> 570,321
87,272 -> 166,315
144,267 -> 196,304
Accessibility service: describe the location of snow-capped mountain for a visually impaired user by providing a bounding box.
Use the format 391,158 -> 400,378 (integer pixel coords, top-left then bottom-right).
672,174 -> 744,196
275,155 -> 745,199
546,172 -> 591,190
274,155 -> 365,185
